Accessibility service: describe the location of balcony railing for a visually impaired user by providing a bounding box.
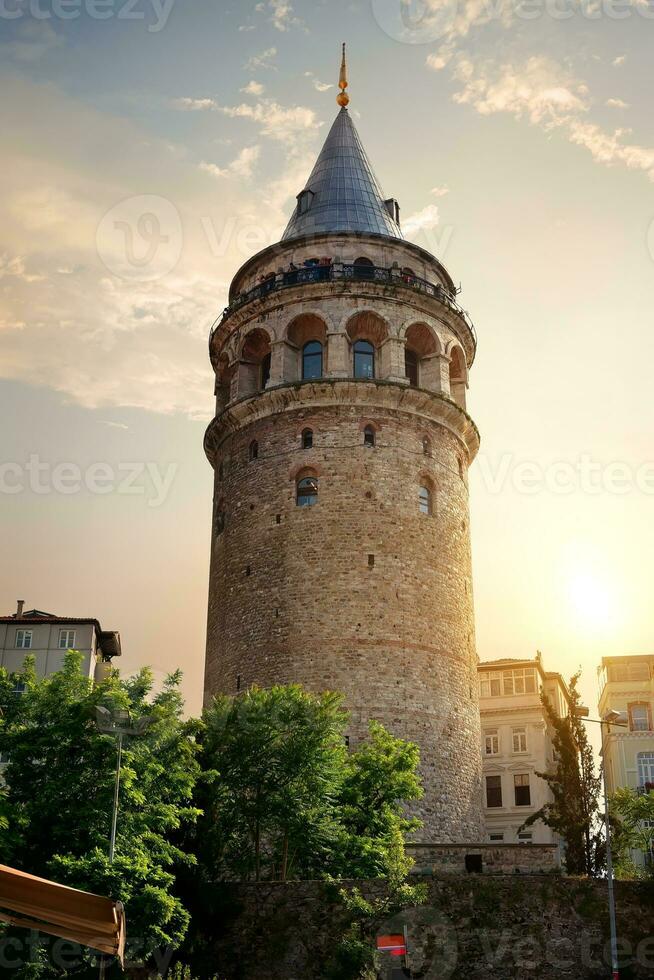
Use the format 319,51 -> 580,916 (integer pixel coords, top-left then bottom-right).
213,262 -> 477,346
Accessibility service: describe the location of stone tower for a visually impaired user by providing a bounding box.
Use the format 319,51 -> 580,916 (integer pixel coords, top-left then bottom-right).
204,58 -> 483,840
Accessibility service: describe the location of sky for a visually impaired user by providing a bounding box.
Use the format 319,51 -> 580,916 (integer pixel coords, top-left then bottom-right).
0,0 -> 653,728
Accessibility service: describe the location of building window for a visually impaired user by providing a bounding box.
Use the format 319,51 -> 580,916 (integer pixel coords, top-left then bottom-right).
484,730 -> 499,755
353,256 -> 374,279
296,475 -> 318,507
15,630 -> 32,650
405,348 -> 419,387
479,668 -> 537,698
638,753 -> 654,787
215,504 -> 226,536
354,340 -> 375,379
419,485 -> 431,515
260,352 -> 271,389
302,340 -> 323,380
486,775 -> 502,808
0,751 -> 10,766
248,440 -> 258,461
302,428 -> 313,450
422,436 -> 431,456
363,425 -> 376,448
489,833 -> 504,842
297,188 -> 314,215
517,832 -> 533,843
609,662 -> 650,683
512,727 -> 528,753
514,774 -> 531,806
629,703 -> 651,733
59,629 -> 76,650
13,681 -> 26,696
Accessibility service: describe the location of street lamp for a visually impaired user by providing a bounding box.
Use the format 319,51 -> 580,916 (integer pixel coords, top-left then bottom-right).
582,709 -> 627,980
95,706 -> 152,978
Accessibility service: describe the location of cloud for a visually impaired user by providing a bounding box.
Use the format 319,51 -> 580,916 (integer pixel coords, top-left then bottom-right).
99,421 -> 129,430
0,254 -> 43,283
3,20 -> 62,62
238,24 -> 256,32
612,55 -> 626,67
199,145 -> 261,179
304,71 -> 333,92
244,47 -> 277,71
173,97 -> 218,111
403,204 -> 440,236
214,98 -> 321,142
606,98 -> 629,109
450,55 -> 654,181
268,0 -> 303,31
430,186 -> 449,197
241,80 -> 265,96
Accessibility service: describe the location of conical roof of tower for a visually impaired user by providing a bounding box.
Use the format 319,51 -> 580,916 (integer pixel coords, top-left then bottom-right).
282,107 -> 403,241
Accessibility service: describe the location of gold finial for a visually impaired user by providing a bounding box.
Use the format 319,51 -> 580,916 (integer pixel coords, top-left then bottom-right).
337,42 -> 349,107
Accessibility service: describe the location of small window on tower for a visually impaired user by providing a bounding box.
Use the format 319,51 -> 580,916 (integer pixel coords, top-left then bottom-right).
422,436 -> 431,456
296,475 -> 318,507
363,425 -> 375,448
248,440 -> 258,461
302,428 -> 313,450
419,485 -> 431,515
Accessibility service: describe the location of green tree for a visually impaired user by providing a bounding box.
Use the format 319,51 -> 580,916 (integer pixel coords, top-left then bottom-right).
520,671 -> 603,875
610,787 -> 654,877
0,652 -> 200,971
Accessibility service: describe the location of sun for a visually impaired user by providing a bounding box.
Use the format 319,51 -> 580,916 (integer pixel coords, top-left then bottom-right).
566,568 -> 620,631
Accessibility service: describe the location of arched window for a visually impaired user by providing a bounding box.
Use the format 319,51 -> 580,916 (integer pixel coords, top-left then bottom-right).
363,425 -> 375,448
302,428 -> 313,450
296,475 -> 318,507
353,256 -> 374,280
215,502 -> 226,535
248,440 -> 258,461
422,436 -> 431,456
261,352 -> 271,389
302,340 -> 323,380
419,485 -> 431,515
354,340 -> 375,379
405,348 -> 419,388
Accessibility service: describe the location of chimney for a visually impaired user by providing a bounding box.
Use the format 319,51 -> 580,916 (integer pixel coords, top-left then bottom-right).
16,599 -> 25,618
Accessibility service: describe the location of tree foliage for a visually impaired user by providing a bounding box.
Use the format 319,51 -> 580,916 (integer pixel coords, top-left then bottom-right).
610,787 -> 654,877
0,653 -> 201,967
521,671 -> 603,875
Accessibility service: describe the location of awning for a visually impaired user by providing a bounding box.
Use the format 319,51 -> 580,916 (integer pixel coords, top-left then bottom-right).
0,864 -> 125,965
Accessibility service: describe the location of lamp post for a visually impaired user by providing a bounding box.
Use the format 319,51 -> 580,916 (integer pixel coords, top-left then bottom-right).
582,709 -> 627,980
95,707 -> 152,977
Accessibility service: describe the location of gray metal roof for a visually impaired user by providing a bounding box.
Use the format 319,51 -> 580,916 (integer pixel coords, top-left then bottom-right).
282,107 -> 403,241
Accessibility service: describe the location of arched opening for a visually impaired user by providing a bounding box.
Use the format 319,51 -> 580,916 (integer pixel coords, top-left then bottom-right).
405,323 -> 440,390
248,440 -> 258,461
287,314 -> 328,382
449,345 -> 467,409
401,266 -> 416,285
422,436 -> 432,456
363,425 -> 376,448
239,328 -> 272,397
296,469 -> 319,507
302,341 -> 323,380
302,428 -> 313,450
353,256 -> 374,280
419,484 -> 432,515
347,312 -> 388,380
405,349 -> 419,388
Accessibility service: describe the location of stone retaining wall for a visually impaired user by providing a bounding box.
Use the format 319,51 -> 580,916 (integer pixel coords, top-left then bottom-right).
407,841 -> 561,875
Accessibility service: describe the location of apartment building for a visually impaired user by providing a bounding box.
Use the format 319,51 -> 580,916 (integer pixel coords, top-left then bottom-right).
478,655 -> 577,845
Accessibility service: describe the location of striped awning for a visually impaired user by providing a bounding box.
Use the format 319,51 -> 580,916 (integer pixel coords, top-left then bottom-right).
0,864 -> 125,964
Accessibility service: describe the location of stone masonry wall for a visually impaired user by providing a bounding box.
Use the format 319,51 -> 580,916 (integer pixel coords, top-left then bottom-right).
204,381 -> 482,840
185,876 -> 654,980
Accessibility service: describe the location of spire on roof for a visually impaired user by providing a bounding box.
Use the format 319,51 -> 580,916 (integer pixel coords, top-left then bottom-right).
281,46 -> 403,242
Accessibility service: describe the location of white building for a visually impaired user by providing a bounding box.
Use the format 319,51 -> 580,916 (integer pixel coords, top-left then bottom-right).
0,600 -> 121,684
478,655 -> 579,845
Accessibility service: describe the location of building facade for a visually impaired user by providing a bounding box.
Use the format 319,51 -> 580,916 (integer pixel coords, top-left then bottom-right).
598,654 -> 654,797
203,66 -> 483,839
478,656 -> 574,845
0,600 -> 122,684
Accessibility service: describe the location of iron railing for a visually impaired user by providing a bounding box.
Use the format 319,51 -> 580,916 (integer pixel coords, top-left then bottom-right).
212,262 -> 477,346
